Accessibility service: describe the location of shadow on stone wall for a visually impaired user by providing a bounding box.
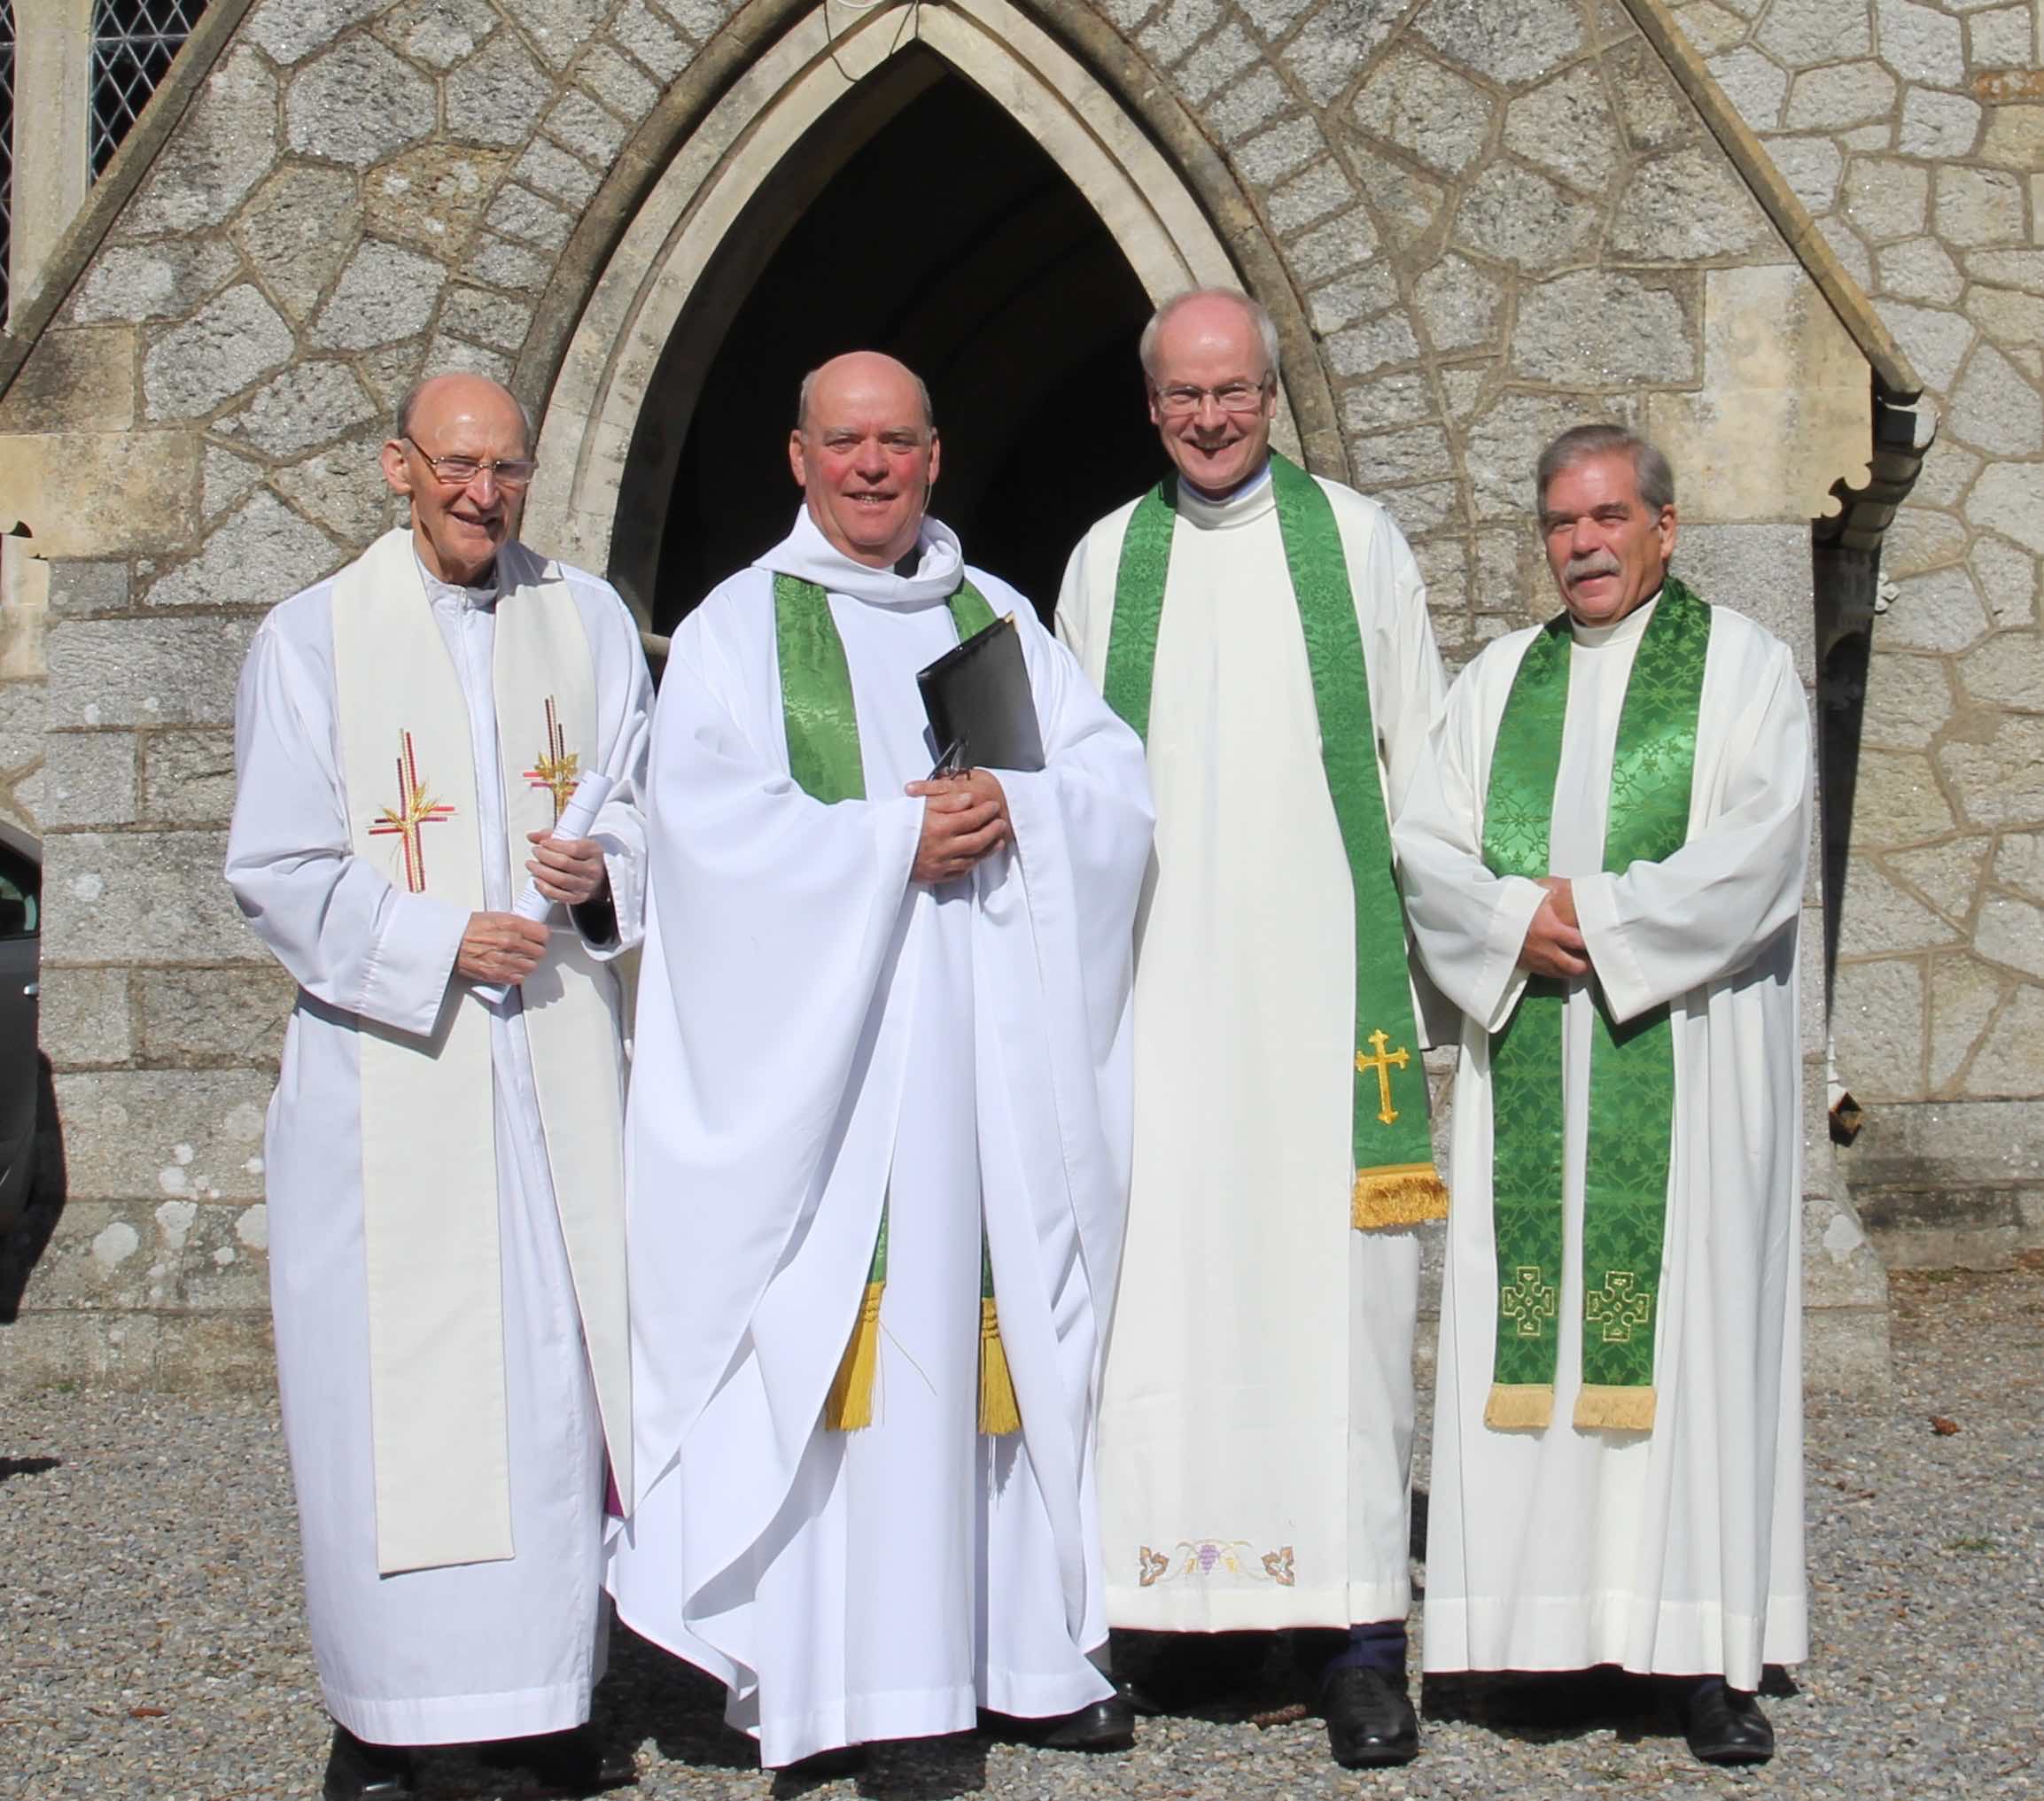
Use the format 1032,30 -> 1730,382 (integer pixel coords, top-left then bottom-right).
1,1053 -> 67,1323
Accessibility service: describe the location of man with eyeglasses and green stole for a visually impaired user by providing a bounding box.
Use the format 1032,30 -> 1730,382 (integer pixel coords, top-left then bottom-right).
1055,288 -> 1449,1768
607,352 -> 1154,1774
1394,424 -> 1810,1768
226,372 -> 649,1801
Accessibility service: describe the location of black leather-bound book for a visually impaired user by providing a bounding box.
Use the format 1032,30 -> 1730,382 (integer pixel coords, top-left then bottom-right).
917,613 -> 1046,775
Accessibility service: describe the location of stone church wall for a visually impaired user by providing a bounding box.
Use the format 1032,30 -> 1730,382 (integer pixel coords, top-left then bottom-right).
4,0 -> 2025,1383
1657,0 -> 2044,1271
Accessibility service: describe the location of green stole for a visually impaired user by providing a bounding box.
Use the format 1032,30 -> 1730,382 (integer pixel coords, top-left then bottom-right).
1480,578 -> 1712,1434
1102,451 -> 1446,1229
770,571 -> 1020,1437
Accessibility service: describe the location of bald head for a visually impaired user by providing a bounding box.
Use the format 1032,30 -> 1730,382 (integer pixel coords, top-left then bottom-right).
1139,289 -> 1279,384
383,372 -> 534,586
796,352 -> 934,438
395,372 -> 532,452
789,351 -> 941,569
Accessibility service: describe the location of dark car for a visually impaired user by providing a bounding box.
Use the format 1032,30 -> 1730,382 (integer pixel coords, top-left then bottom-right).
0,819 -> 41,1237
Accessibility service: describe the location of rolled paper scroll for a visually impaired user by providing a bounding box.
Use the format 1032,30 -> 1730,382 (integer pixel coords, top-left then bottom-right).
473,769 -> 616,1003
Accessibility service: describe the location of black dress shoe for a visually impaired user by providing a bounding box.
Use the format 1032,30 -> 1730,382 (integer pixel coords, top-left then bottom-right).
322,1726 -> 416,1801
478,1724 -> 637,1792
1111,1673 -> 1170,1717
1034,1696 -> 1137,1751
1682,1677 -> 1774,1766
1323,1666 -> 1419,1768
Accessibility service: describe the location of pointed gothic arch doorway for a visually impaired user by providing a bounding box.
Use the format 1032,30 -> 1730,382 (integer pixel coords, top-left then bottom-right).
522,0 -> 1324,639
649,52 -> 1155,629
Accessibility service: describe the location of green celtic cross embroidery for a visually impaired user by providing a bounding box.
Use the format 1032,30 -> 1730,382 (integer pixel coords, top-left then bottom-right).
1585,1270 -> 1652,1345
1500,1264 -> 1558,1339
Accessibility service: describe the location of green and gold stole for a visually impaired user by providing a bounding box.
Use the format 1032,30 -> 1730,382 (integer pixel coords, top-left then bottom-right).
771,571 -> 1020,1437
1103,451 -> 1446,1229
1480,578 -> 1712,1433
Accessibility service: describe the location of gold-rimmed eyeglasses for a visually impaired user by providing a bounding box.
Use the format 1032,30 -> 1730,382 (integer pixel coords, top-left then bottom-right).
403,435 -> 539,489
1151,377 -> 1274,419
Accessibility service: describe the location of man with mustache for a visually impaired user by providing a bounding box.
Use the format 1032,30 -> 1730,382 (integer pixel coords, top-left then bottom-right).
1056,289 -> 1447,1768
225,373 -> 650,1798
608,352 -> 1154,1773
1394,424 -> 1810,1766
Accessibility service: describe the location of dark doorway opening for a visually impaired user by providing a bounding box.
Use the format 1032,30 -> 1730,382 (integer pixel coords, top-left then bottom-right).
619,52 -> 1162,636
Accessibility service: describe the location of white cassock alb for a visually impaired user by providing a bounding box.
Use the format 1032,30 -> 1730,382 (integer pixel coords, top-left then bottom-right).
226,540 -> 650,1743
1056,467 -> 1445,1631
1392,589 -> 1810,1690
607,510 -> 1153,1767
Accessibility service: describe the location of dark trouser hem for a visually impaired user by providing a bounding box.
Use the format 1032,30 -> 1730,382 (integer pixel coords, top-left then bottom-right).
1320,1621 -> 1410,1687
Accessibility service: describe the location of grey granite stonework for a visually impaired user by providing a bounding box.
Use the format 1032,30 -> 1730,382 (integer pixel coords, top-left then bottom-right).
1660,0 -> 2044,1269
0,0 -> 2037,1385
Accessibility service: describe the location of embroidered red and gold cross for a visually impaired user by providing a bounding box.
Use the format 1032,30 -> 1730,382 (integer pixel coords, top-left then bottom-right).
370,730 -> 456,894
523,695 -> 580,824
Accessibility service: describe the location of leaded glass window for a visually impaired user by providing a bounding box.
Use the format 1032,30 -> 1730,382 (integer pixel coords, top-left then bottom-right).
90,0 -> 209,175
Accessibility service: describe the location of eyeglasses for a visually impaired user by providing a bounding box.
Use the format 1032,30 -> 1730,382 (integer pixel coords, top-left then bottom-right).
1151,378 -> 1273,419
403,436 -> 539,489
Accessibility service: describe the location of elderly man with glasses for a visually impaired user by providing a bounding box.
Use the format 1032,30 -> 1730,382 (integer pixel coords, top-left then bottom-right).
1056,289 -> 1448,1768
225,372 -> 650,1800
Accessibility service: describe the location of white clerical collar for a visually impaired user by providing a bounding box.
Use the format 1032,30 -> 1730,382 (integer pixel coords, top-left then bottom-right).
754,504 -> 967,609
415,548 -> 501,612
1177,456 -> 1272,506
1174,457 -> 1277,531
1569,585 -> 1662,648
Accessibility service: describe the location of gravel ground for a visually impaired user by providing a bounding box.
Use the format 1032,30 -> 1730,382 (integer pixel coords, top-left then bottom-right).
4,1267 -> 2040,1801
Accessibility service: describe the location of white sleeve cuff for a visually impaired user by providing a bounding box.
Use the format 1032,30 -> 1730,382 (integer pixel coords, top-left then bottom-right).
1574,870 -> 1651,1021
358,891 -> 467,1036
1474,878 -> 1548,1035
574,845 -> 633,960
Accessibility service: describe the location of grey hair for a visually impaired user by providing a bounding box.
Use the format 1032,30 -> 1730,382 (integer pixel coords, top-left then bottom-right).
393,376 -> 535,448
795,365 -> 937,435
1535,423 -> 1675,517
1138,288 -> 1282,384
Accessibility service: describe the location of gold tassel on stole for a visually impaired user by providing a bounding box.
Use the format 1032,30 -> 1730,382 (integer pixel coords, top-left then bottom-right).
1574,1384 -> 1657,1432
1483,1383 -> 1554,1432
978,1297 -> 1022,1437
1353,1163 -> 1450,1230
824,1280 -> 884,1432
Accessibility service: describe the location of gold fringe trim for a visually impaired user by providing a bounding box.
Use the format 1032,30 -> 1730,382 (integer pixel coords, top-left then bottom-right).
1573,1383 -> 1657,1432
1352,1164 -> 1449,1230
823,1281 -> 883,1432
978,1296 -> 1022,1437
1484,1383 -> 1554,1431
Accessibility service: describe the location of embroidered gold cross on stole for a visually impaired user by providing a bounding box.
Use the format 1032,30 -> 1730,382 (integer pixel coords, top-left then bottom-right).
523,695 -> 580,823
370,730 -> 457,894
1355,1029 -> 1413,1126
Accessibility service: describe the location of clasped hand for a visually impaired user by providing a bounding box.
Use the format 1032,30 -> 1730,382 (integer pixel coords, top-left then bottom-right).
905,769 -> 1009,884
525,831 -> 609,907
455,835 -> 608,988
1518,875 -> 1589,980
457,912 -> 550,986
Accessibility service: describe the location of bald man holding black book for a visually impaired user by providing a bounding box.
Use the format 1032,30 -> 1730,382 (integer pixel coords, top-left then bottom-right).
609,352 -> 1154,1774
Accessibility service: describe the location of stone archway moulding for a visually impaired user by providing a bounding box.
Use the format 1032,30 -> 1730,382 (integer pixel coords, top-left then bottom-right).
521,0 -> 1310,599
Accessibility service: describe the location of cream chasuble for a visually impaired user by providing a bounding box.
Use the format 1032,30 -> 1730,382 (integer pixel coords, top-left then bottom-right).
228,532 -> 650,1744
1394,591 -> 1810,1691
1056,468 -> 1446,1631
